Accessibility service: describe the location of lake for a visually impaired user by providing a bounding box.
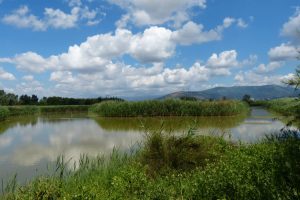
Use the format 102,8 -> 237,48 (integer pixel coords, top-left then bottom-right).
0,107 -> 295,184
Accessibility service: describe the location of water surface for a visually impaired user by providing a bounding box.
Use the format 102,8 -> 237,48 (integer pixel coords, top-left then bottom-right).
0,107 -> 295,184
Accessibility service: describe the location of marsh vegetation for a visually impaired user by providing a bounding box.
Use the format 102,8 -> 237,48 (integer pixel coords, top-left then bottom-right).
90,99 -> 249,117
2,129 -> 300,199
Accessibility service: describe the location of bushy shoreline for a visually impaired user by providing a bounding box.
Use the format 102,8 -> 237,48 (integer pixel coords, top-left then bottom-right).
2,129 -> 300,199
262,98 -> 300,118
0,105 -> 90,121
90,99 -> 249,117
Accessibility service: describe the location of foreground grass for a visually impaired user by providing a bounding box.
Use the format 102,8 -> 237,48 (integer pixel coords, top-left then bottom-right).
0,105 -> 90,121
2,129 -> 300,199
91,99 -> 249,117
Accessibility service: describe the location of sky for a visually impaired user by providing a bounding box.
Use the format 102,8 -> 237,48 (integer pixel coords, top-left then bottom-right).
0,0 -> 299,99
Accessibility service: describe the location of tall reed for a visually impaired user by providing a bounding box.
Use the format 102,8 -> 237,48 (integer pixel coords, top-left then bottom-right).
90,99 -> 249,117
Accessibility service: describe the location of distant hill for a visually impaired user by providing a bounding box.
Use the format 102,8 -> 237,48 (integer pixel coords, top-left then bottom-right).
160,85 -> 300,100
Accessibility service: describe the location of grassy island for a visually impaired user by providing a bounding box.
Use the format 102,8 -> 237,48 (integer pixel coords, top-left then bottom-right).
91,99 -> 249,117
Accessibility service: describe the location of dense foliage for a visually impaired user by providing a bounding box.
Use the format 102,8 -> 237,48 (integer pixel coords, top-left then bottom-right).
284,66 -> 300,89
0,105 -> 90,121
2,129 -> 300,199
0,90 -> 124,106
0,106 -> 9,121
263,98 -> 300,118
39,96 -> 124,105
91,99 -> 249,117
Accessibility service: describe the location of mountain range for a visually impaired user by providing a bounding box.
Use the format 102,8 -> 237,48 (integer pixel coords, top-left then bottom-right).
160,85 -> 300,100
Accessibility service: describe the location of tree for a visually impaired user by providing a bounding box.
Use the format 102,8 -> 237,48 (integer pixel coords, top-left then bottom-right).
242,94 -> 251,102
284,66 -> 300,90
31,95 -> 39,104
19,95 -> 31,105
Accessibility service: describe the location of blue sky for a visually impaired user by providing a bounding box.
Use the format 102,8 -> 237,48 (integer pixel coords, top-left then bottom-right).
0,0 -> 299,98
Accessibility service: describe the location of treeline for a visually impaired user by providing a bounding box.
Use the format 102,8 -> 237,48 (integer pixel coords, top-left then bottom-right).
0,90 -> 124,106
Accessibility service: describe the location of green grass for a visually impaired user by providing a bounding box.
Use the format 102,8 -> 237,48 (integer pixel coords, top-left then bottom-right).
6,106 -> 40,116
39,105 -> 89,113
90,99 -> 249,117
2,129 -> 300,199
262,98 -> 300,117
0,105 -> 90,121
0,106 -> 9,121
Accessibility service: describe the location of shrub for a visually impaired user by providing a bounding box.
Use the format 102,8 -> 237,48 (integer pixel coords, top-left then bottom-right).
0,106 -> 9,121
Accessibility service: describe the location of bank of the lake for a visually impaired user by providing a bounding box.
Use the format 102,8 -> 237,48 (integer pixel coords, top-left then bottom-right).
2,129 -> 300,199
0,105 -> 90,121
261,98 -> 300,118
91,99 -> 249,117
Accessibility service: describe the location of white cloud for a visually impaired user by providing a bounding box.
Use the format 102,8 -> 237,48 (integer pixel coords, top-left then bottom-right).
281,8 -> 300,41
237,18 -> 248,28
254,61 -> 283,74
22,75 -> 34,81
2,18 -> 236,69
222,17 -> 236,28
45,49 -> 243,97
2,49 -> 245,97
50,71 -> 76,83
67,0 -> 82,7
44,7 -> 79,29
268,43 -> 299,61
130,27 -> 175,62
234,73 -> 244,82
280,73 -> 296,83
109,0 -> 206,27
15,80 -> 44,95
0,68 -> 15,80
12,52 -> 50,73
206,50 -> 238,68
171,21 -> 222,45
2,6 -> 46,31
171,17 -> 248,45
234,70 -> 290,86
2,5 -> 100,30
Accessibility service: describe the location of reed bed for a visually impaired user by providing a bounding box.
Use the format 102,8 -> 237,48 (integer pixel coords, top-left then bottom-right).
90,99 -> 249,117
0,107 -> 9,121
263,98 -> 300,117
39,105 -> 89,113
0,105 -> 90,121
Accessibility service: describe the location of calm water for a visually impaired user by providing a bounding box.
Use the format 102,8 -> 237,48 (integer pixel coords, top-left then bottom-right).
0,107 -> 295,184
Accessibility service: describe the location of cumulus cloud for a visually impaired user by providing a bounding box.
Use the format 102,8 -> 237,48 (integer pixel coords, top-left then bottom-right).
44,7 -> 79,29
171,21 -> 223,45
2,49 -> 244,97
130,27 -> 175,62
268,43 -> 299,61
45,49 -> 243,97
15,80 -> 44,95
234,70 -> 290,86
0,68 -> 15,80
22,75 -> 34,81
1,18 -> 236,71
2,4 -> 101,30
10,52 -> 51,73
206,50 -> 238,68
281,8 -> 300,41
110,0 -> 206,27
254,61 -> 283,74
2,6 -> 46,31
237,18 -> 248,28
